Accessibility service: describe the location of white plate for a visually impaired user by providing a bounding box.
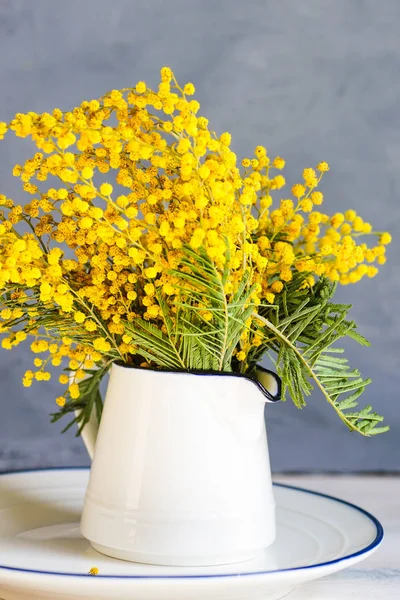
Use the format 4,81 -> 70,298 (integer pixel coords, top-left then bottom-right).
0,468 -> 383,600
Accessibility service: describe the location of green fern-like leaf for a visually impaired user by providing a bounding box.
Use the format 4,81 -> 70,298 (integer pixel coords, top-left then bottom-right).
252,278 -> 388,436
50,363 -> 110,435
124,245 -> 256,372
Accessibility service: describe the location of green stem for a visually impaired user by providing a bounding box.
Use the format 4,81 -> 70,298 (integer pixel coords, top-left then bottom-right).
68,287 -> 123,360
21,217 -> 48,253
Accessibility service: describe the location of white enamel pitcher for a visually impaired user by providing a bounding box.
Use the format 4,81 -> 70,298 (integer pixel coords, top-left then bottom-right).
79,363 -> 281,566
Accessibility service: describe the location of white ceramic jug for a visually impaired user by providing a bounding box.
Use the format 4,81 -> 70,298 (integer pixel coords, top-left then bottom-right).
79,363 -> 281,566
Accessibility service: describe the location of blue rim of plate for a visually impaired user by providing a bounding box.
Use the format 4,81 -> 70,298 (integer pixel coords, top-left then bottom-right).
0,466 -> 383,579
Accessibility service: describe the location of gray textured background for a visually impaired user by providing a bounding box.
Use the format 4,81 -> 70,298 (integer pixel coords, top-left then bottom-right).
0,0 -> 399,472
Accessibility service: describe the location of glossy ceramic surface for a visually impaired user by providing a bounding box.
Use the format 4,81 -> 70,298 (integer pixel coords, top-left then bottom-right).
81,364 -> 279,565
0,468 -> 383,600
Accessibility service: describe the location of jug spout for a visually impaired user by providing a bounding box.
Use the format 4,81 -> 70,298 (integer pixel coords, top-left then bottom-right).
251,366 -> 281,403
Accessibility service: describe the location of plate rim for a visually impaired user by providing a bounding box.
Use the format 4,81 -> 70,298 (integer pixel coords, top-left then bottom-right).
0,466 -> 383,580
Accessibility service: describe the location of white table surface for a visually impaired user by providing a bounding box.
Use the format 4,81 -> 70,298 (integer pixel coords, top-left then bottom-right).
274,475 -> 399,599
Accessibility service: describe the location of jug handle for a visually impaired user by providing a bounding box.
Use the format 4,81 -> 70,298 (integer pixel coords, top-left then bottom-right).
75,405 -> 99,460
69,370 -> 99,460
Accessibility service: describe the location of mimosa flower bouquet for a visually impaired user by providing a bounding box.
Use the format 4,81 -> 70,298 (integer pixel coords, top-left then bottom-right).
0,67 -> 390,436
0,66 -> 391,566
